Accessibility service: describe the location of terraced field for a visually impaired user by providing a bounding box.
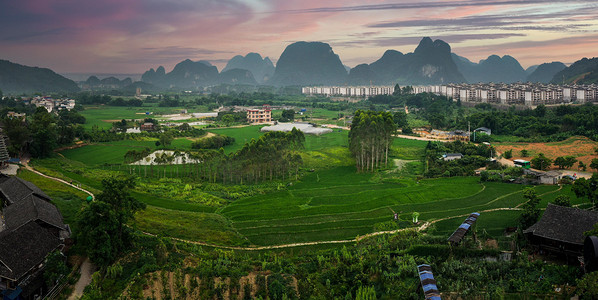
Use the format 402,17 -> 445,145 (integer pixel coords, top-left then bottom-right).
220,167 -> 566,246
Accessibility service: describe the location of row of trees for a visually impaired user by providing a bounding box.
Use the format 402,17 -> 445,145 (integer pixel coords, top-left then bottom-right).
349,110 -> 396,172
123,129 -> 305,183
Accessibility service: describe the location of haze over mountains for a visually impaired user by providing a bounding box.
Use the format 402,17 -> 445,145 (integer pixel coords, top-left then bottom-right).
1,37 -> 597,94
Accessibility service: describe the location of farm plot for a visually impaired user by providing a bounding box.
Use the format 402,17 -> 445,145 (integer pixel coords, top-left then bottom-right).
221,167 -> 567,246
495,136 -> 598,170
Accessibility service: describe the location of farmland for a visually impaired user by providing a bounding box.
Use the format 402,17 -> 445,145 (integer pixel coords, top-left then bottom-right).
20,105 -> 588,250
495,136 -> 598,170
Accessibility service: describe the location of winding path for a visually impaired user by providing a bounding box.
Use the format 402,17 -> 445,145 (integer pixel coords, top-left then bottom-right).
23,160 -> 95,201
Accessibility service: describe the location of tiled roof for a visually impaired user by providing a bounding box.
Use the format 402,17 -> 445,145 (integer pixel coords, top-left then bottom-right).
0,222 -> 61,281
524,203 -> 598,245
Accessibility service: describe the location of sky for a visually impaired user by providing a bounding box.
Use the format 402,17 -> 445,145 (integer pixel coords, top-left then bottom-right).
1,0 -> 598,75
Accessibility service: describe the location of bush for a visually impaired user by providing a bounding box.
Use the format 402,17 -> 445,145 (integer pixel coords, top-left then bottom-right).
503,149 -> 513,159
191,135 -> 235,149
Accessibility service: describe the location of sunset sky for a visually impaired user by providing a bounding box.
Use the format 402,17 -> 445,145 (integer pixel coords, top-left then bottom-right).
1,0 -> 597,75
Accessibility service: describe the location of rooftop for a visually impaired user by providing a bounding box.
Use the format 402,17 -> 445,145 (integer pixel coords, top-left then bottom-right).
524,203 -> 598,245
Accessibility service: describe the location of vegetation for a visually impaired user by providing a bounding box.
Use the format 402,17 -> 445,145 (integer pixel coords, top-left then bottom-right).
349,110 -> 395,171
518,188 -> 541,229
191,134 -> 235,149
77,177 -> 146,267
2,90 -> 594,299
573,174 -> 598,208
531,153 -> 553,170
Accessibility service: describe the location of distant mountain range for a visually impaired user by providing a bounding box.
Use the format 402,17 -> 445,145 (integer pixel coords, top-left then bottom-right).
3,37 -> 598,93
135,37 -> 574,88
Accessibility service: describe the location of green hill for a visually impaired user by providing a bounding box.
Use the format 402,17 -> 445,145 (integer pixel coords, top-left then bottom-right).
0,59 -> 80,94
551,57 -> 598,84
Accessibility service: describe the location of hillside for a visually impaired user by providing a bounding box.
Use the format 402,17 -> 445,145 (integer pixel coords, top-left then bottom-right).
141,59 -> 219,89
219,68 -> 257,85
349,38 -> 465,85
0,59 -> 80,94
453,54 -> 527,83
551,57 -> 598,84
527,62 -> 566,83
270,41 -> 348,86
222,53 -> 274,84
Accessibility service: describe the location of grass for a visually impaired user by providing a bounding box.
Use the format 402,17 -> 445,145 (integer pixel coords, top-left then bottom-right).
392,138 -> 428,160
133,206 -> 246,246
60,138 -> 195,166
206,126 -> 266,153
221,168 -> 489,245
217,166 -> 574,246
432,210 -> 521,238
80,105 -> 209,130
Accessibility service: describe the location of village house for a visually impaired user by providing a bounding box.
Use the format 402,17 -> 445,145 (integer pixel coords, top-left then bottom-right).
140,122 -> 156,131
246,104 -> 272,124
524,203 -> 598,260
0,175 -> 70,300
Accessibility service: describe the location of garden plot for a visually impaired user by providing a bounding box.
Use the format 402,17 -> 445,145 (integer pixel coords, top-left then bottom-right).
130,150 -> 201,165
261,122 -> 332,135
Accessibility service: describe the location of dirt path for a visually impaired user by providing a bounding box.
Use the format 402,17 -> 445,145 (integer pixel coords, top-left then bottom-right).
23,161 -> 95,201
394,134 -> 449,142
68,258 -> 96,300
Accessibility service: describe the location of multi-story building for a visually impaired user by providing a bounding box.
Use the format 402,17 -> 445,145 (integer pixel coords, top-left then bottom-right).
247,104 -> 272,124
302,86 -> 394,97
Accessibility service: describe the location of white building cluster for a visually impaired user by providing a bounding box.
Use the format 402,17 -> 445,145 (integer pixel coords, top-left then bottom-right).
412,83 -> 598,106
302,86 -> 394,97
303,83 -> 598,107
25,96 -> 76,112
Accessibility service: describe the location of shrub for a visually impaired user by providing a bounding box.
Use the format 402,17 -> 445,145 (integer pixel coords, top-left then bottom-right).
191,135 -> 235,149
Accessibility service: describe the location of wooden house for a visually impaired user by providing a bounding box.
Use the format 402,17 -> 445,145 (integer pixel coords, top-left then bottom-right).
524,203 -> 598,259
0,175 -> 69,299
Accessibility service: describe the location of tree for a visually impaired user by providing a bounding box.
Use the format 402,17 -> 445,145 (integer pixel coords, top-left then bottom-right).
579,161 -> 587,171
178,122 -> 191,131
29,107 -> 58,158
393,111 -> 408,129
503,149 -> 513,159
393,84 -> 401,96
531,153 -> 552,171
77,177 -> 145,267
555,156 -> 577,169
159,132 -> 173,147
573,175 -> 598,208
349,110 -> 396,172
520,149 -> 529,157
591,158 -> 598,171
222,114 -> 235,127
280,109 -> 295,122
577,271 -> 598,300
356,286 -> 376,300
113,119 -> 128,133
554,157 -> 566,169
553,195 -> 571,207
2,116 -> 30,156
44,251 -> 68,287
519,187 -> 541,229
